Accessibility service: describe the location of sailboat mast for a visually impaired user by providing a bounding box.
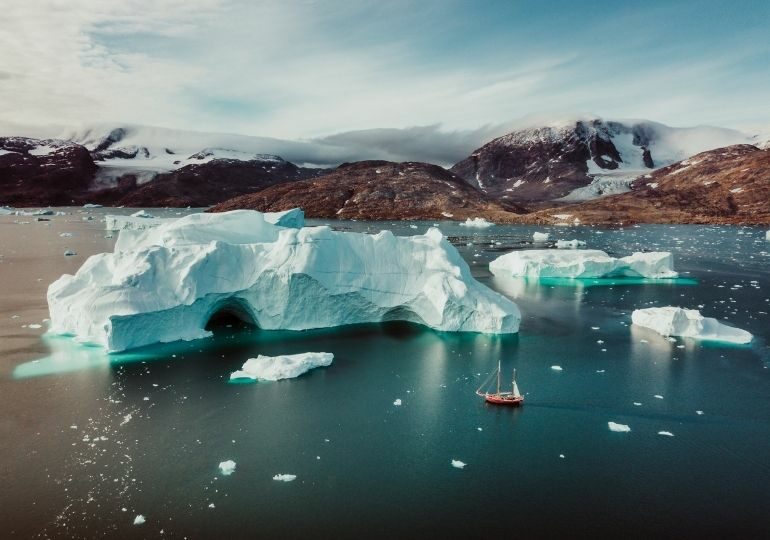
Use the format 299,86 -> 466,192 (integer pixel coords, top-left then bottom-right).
496,359 -> 501,395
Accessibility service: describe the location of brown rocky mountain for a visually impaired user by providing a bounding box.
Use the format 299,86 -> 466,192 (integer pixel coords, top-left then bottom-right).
210,160 -> 526,221
527,145 -> 770,224
0,137 -> 97,205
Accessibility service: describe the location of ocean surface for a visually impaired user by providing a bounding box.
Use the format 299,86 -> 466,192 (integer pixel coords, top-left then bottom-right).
1,208 -> 769,538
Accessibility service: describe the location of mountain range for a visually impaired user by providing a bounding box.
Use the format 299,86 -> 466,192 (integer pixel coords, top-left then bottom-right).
1,118 -> 768,223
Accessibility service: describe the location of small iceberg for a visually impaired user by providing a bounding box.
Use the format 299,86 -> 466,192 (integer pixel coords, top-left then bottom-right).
273,474 -> 297,482
658,431 -> 675,437
133,515 -> 145,525
490,249 -> 678,279
608,422 -> 631,433
218,460 -> 236,475
230,352 -> 333,382
555,239 -> 586,249
532,232 -> 550,243
631,307 -> 752,344
460,217 -> 494,229
451,459 -> 467,469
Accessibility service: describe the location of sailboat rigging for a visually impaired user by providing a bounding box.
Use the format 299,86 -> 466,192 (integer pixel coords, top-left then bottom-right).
476,360 -> 523,406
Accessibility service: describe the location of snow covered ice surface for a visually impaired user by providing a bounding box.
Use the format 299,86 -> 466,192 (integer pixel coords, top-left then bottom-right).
489,249 -> 678,279
460,217 -> 494,229
47,210 -> 520,352
631,307 -> 753,344
230,352 -> 333,381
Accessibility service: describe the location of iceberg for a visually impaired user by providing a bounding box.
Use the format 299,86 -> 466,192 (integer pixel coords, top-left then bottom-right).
608,422 -> 631,433
489,249 -> 678,279
48,210 -> 520,352
230,352 -> 333,381
555,239 -> 586,249
273,474 -> 297,482
631,307 -> 752,344
532,232 -> 550,242
218,460 -> 236,475
104,207 -> 304,232
460,217 -> 494,228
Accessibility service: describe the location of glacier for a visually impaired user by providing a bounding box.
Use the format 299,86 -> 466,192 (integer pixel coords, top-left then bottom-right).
631,307 -> 753,344
489,249 -> 678,279
47,210 -> 520,352
230,352 -> 334,381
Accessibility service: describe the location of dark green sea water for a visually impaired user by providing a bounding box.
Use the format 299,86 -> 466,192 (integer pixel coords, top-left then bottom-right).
1,211 -> 769,538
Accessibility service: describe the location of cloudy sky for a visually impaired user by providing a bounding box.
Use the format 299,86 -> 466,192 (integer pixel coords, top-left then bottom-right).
1,0 -> 769,141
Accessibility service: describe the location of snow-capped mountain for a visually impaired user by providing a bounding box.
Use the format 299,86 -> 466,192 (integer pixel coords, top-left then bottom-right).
450,117 -> 752,203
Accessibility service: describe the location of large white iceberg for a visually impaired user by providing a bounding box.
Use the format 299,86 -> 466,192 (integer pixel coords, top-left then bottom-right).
631,307 -> 752,344
48,210 -> 520,352
230,352 -> 333,381
489,249 -> 678,279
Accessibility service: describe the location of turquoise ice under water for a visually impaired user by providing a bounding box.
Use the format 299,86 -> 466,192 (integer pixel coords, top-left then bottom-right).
1,216 -> 769,538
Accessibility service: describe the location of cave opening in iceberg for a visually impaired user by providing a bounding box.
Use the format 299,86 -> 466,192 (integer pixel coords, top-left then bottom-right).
204,298 -> 259,333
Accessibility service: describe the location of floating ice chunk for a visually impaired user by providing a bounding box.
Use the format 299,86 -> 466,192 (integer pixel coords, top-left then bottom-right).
131,210 -> 155,219
133,515 -> 145,525
28,324 -> 42,329
273,474 -> 297,482
230,352 -> 333,381
532,232 -> 550,243
658,431 -> 675,437
451,459 -> 467,469
631,307 -> 752,344
608,422 -> 631,433
393,398 -> 402,406
696,410 -> 704,415
654,395 -> 664,399
63,250 -> 76,257
490,249 -> 678,279
555,239 -> 586,249
460,217 -> 494,229
218,460 -> 236,476
83,204 -> 103,208
766,230 -> 770,241
551,365 -> 563,371
48,210 -> 520,352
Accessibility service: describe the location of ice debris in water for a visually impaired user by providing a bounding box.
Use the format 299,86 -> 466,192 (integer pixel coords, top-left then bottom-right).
658,431 -> 675,437
460,217 -> 494,228
273,474 -> 297,482
133,515 -> 145,525
218,460 -> 236,476
393,399 -> 402,406
230,352 -> 333,382
451,460 -> 467,469
551,365 -> 563,371
608,422 -> 631,433
631,307 -> 752,344
47,210 -> 520,352
532,232 -> 550,243
555,239 -> 586,249
490,249 -> 678,279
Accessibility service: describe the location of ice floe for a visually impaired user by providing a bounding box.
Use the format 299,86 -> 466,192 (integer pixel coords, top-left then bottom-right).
451,459 -> 467,469
48,210 -> 520,352
555,239 -> 586,249
273,474 -> 297,482
230,352 -> 333,382
460,217 -> 494,229
631,307 -> 752,344
218,460 -> 236,475
489,249 -> 678,279
608,422 -> 631,433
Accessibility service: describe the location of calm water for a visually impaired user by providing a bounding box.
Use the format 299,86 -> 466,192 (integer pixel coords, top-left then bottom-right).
1,209 -> 769,538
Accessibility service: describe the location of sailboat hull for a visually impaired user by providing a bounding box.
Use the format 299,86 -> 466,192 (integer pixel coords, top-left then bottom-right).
478,392 -> 524,406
